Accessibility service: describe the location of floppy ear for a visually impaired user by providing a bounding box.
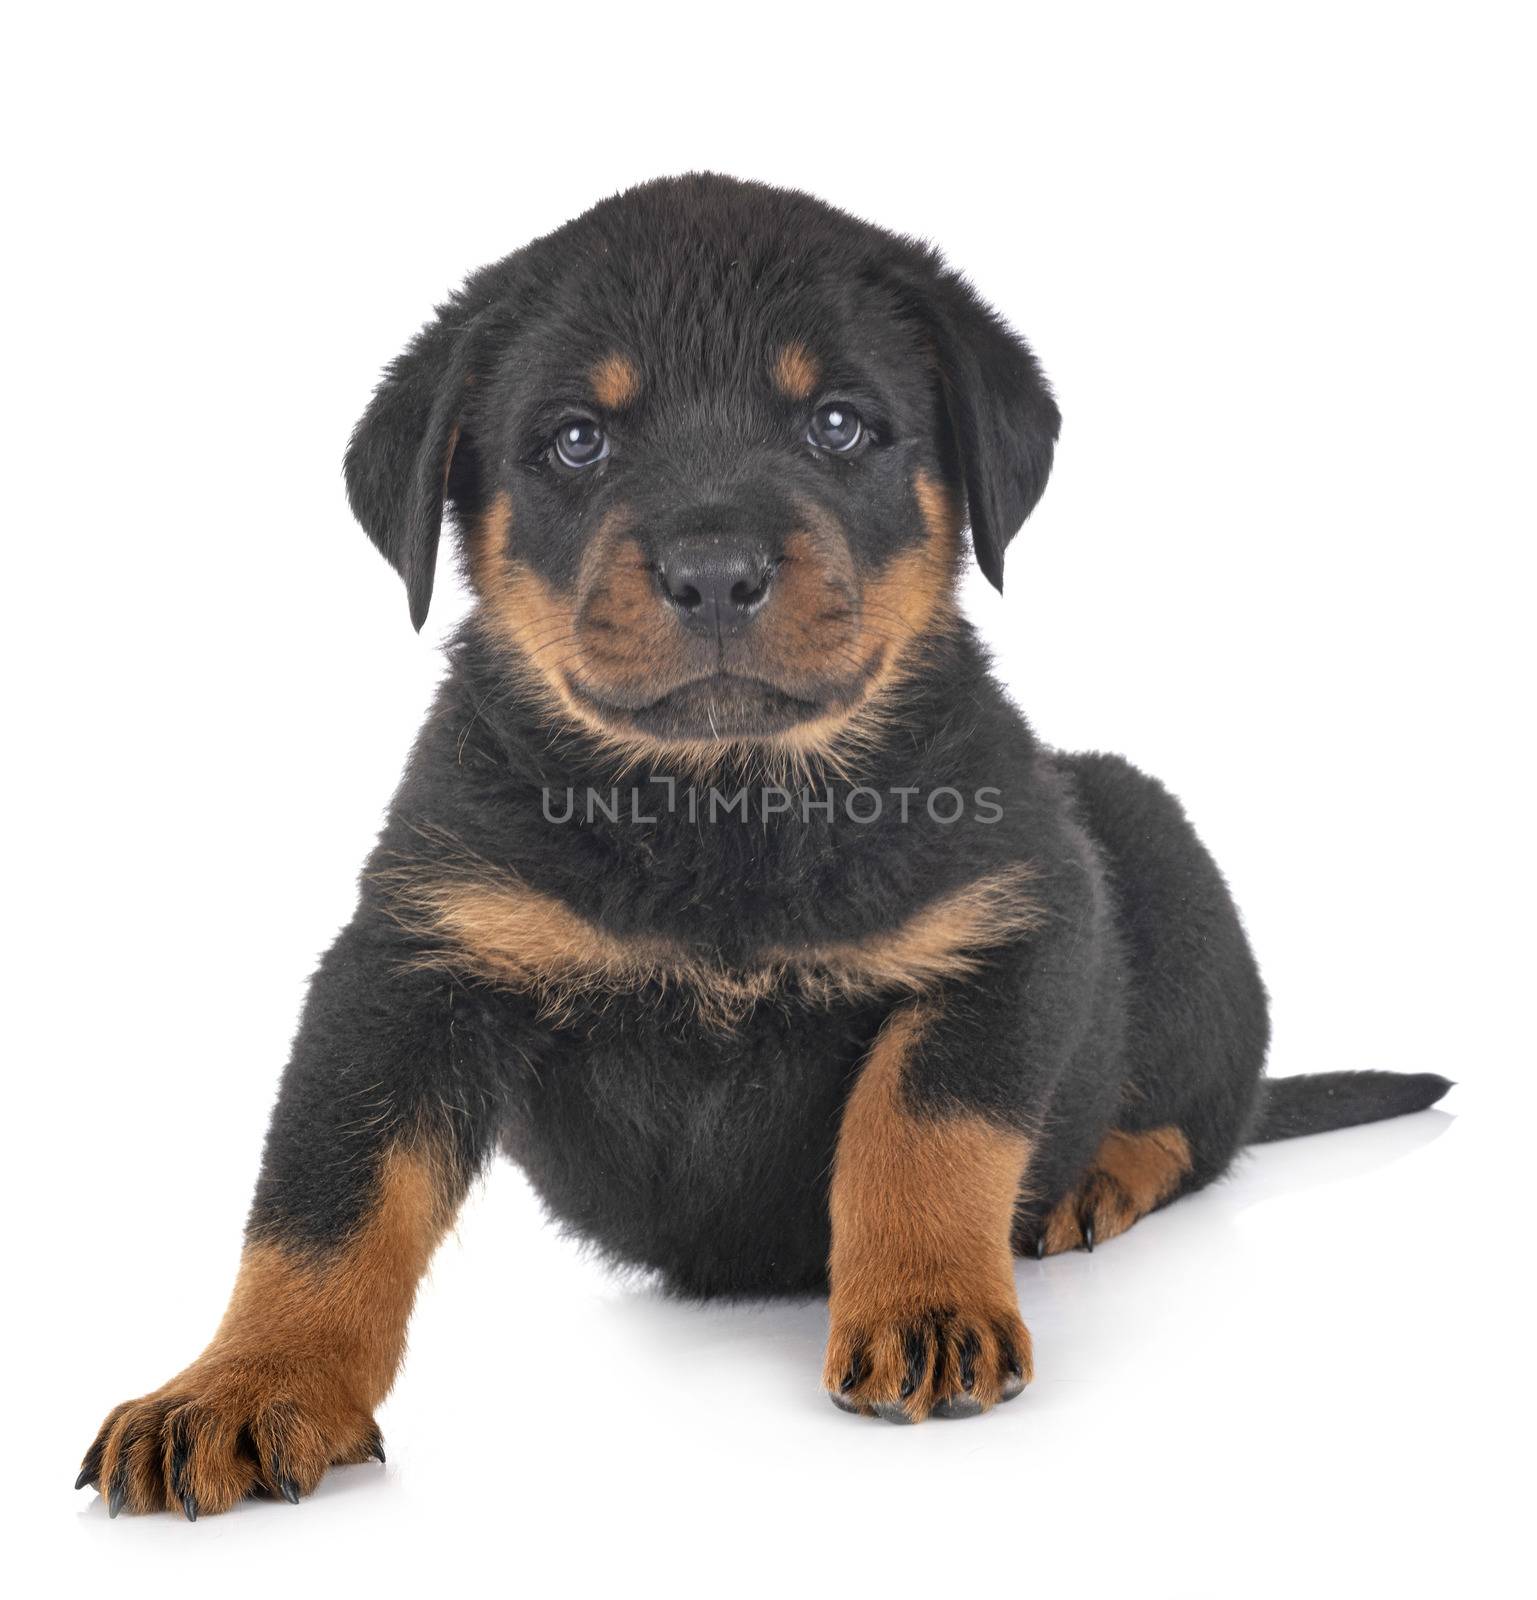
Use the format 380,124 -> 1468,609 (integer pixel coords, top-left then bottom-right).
344,299 -> 481,631
905,263 -> 1061,591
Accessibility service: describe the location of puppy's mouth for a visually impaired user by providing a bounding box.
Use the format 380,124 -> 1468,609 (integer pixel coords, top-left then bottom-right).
566,671 -> 855,740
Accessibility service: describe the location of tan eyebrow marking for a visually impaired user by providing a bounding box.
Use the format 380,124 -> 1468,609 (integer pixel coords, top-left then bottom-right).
773,342 -> 821,401
590,352 -> 641,409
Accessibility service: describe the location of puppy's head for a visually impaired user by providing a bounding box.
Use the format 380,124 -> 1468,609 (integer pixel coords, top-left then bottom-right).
346,175 -> 1058,766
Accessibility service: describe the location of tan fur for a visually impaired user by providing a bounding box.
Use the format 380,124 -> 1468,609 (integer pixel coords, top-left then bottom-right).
216,1142 -> 455,1398
473,513 -> 735,775
878,469 -> 963,646
383,858 -> 1044,1029
823,1003 -> 1032,1419
85,1141 -> 458,1514
573,526 -> 668,683
468,468 -> 963,780
752,522 -> 857,668
1039,1126 -> 1194,1254
472,492 -> 598,732
590,351 -> 640,409
773,341 -> 820,399
709,469 -> 962,775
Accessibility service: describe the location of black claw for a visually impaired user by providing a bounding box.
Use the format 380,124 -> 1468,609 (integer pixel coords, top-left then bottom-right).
839,1346 -> 866,1395
77,1437 -> 106,1492
1033,1235 -> 1046,1261
181,1493 -> 198,1523
1082,1217 -> 1095,1252
107,1473 -> 127,1519
900,1326 -> 930,1402
929,1328 -> 949,1398
367,1432 -> 386,1465
958,1330 -> 980,1393
278,1476 -> 301,1505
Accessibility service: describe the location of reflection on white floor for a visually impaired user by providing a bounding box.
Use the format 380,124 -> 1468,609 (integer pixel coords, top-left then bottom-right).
60,1098 -> 1516,1599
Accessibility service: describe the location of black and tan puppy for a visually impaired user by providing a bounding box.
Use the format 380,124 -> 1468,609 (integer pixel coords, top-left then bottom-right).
78,174 -> 1450,1517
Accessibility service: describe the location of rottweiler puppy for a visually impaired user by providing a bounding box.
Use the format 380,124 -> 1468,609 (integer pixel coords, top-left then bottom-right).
78,174 -> 1451,1517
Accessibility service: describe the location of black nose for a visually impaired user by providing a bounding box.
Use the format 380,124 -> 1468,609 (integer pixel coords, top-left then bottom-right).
656,543 -> 776,634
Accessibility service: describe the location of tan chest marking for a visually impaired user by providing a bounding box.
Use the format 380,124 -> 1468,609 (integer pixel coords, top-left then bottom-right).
388,861 -> 1043,1027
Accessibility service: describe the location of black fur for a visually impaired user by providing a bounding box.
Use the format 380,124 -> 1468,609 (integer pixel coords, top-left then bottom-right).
273,175 -> 1446,1282
344,307 -> 478,630
84,176 -> 1451,1498
1247,1071 -> 1455,1143
891,259 -> 1059,590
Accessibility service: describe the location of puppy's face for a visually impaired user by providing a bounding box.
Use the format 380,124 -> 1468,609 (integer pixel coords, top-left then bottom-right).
468,253 -> 963,752
346,177 -> 1060,765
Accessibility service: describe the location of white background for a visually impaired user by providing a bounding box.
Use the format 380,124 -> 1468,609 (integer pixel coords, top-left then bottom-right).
5,4 -> 1533,1596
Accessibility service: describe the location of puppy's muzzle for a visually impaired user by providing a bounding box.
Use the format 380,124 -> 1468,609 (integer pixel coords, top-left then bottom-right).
655,539 -> 777,636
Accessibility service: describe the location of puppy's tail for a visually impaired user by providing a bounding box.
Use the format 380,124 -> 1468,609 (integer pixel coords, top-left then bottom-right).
1246,1071 -> 1453,1143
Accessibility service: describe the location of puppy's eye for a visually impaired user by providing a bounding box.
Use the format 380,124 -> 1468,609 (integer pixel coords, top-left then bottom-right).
552,418 -> 609,470
806,403 -> 863,454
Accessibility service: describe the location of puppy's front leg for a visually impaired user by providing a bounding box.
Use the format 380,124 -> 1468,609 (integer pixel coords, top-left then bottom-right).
824,1000 -> 1032,1423
78,918 -> 507,1517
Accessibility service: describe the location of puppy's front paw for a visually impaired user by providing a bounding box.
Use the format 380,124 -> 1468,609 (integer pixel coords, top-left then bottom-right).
76,1355 -> 384,1518
823,1297 -> 1031,1424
